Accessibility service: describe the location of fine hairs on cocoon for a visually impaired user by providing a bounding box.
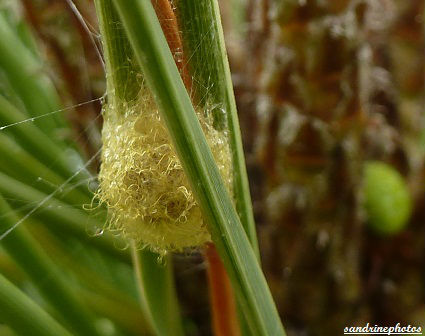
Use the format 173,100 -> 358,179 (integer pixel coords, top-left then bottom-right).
96,90 -> 232,254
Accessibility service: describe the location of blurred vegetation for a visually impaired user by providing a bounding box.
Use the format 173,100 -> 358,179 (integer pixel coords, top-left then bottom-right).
231,0 -> 425,334
0,0 -> 423,335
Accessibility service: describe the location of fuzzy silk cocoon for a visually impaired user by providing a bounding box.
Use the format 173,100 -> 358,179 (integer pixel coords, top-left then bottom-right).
96,92 -> 232,254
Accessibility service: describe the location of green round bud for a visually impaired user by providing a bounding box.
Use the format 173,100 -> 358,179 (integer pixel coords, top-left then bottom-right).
364,161 -> 412,235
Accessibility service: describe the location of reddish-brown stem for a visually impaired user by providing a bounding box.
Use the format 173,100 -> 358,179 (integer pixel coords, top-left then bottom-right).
205,243 -> 241,336
151,0 -> 192,91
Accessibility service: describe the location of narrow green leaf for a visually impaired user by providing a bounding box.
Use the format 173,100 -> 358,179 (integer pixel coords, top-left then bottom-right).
0,133 -> 89,205
111,1 -> 285,334
176,0 -> 259,258
0,13 -> 64,135
94,0 -> 140,104
28,224 -> 152,334
132,247 -> 184,336
0,194 -> 101,336
0,272 -> 73,336
176,2 -> 259,333
0,95 -> 92,192
94,2 -> 186,335
0,171 -> 128,262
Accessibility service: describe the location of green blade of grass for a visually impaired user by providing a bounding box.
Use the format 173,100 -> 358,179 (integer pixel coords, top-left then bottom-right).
132,247 -> 184,336
0,13 -> 64,136
111,1 -> 285,334
0,272 -> 73,336
94,0 -> 140,104
176,2 -> 259,333
176,0 -> 259,259
0,133 -> 90,205
0,195 -> 102,336
94,2 -> 185,335
0,95 -> 92,192
0,171 -> 128,262
28,225 -> 151,335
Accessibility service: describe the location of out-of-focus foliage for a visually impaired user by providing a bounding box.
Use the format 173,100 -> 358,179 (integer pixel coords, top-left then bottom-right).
0,0 -> 424,335
231,0 -> 424,334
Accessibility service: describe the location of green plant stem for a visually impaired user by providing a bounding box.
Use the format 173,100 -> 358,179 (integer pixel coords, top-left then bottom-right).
176,2 -> 259,333
94,0 -> 140,104
0,195 -> 101,336
151,1 -> 242,334
131,246 -> 184,336
112,1 -> 285,334
95,2 -> 186,335
0,272 -> 73,336
176,0 -> 259,260
208,0 -> 259,257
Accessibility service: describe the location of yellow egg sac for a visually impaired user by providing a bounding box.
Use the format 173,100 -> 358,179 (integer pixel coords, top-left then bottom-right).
96,91 -> 232,254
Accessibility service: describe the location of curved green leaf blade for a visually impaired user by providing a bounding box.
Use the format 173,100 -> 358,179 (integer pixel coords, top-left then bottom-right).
111,1 -> 285,335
